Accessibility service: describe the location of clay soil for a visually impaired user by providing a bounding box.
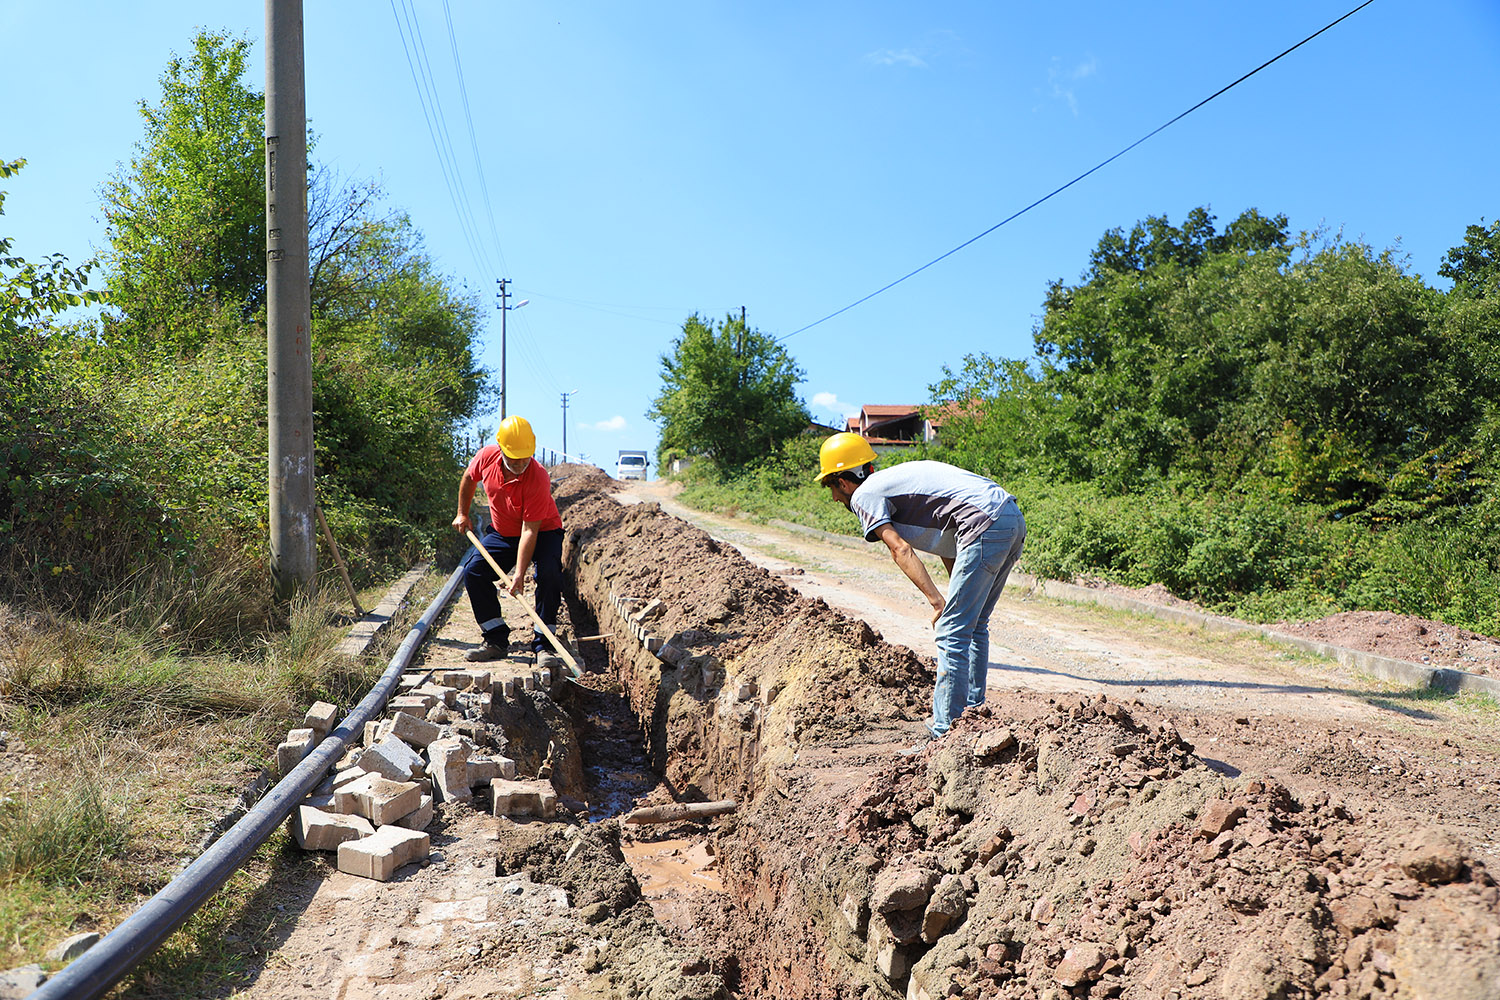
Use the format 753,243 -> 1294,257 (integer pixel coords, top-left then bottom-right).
554,469 -> 1500,999
36,468 -> 1494,1000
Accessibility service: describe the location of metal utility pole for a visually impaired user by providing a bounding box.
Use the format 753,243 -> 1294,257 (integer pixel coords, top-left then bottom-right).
265,0 -> 315,599
561,389 -> 579,460
495,279 -> 528,419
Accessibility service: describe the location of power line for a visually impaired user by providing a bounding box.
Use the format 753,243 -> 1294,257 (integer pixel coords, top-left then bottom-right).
778,0 -> 1379,342
442,0 -> 510,277
389,0 -> 495,277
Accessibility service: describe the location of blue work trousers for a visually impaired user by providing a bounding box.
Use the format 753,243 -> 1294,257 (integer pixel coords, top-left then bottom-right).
463,527 -> 564,653
931,502 -> 1026,735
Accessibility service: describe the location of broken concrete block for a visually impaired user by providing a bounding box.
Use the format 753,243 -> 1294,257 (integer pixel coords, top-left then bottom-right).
45,931 -> 100,963
363,717 -> 394,748
413,684 -> 458,708
467,754 -> 518,785
336,825 -> 430,881
361,735 -> 425,782
501,678 -> 517,698
303,701 -> 340,736
656,640 -> 689,666
427,737 -> 473,804
290,805 -> 375,851
390,694 -> 435,717
491,778 -> 558,819
394,794 -> 434,831
335,773 -> 423,826
277,728 -> 317,776
389,710 -> 442,748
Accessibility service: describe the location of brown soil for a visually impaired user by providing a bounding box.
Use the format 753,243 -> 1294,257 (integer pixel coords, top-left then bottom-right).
554,468 -> 1500,999
16,467 -> 1496,999
1269,612 -> 1500,677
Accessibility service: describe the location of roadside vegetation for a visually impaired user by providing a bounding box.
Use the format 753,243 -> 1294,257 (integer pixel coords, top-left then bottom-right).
663,210 -> 1500,636
1,28 -> 485,978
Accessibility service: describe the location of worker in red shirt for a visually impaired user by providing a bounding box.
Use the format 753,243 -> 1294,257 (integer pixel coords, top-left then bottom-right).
452,415 -> 565,665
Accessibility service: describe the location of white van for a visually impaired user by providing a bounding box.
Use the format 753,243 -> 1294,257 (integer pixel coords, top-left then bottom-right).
616,450 -> 649,481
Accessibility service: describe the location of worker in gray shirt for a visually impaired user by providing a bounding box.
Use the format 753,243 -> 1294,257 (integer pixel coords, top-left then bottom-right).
817,432 -> 1026,740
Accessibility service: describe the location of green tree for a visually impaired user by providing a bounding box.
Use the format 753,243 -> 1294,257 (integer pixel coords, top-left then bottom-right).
649,312 -> 809,471
100,30 -> 266,348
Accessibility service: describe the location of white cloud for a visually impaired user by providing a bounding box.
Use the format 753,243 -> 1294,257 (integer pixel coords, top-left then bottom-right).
1046,55 -> 1098,116
811,392 -> 860,419
865,30 -> 963,71
589,415 -> 627,431
866,48 -> 927,69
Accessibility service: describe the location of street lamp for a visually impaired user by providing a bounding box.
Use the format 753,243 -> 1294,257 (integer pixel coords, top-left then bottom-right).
495,278 -> 529,419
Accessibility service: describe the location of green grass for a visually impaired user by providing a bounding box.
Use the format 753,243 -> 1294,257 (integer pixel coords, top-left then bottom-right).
0,558 -> 412,972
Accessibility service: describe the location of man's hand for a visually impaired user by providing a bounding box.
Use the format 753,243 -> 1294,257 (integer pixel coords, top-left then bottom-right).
507,571 -> 526,598
929,596 -> 945,627
452,512 -> 473,535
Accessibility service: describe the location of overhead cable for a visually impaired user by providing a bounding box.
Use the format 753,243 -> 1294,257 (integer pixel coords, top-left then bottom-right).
778,0 -> 1379,342
389,0 -> 494,277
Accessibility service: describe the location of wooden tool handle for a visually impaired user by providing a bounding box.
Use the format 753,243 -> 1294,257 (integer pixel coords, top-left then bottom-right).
464,529 -> 579,673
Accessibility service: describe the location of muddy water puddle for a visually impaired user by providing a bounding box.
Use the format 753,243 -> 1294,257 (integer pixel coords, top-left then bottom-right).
620,835 -> 726,931
565,645 -> 728,932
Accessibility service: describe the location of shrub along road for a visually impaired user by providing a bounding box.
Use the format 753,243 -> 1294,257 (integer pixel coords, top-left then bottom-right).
621,479 -> 1499,742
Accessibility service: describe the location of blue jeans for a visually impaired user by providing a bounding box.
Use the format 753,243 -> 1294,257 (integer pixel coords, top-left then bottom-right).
931,502 -> 1026,735
463,528 -> 564,653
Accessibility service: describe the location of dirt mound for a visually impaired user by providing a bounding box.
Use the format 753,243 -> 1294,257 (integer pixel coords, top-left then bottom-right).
1272,611 -> 1500,677
556,477 -> 1500,999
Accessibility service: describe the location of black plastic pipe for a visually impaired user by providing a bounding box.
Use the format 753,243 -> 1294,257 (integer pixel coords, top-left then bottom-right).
28,559 -> 467,1000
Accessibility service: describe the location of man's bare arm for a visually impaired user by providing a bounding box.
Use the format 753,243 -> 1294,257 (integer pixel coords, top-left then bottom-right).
874,524 -> 945,625
452,471 -> 478,534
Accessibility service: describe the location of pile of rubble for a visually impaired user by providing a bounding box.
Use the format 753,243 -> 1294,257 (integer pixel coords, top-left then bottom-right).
276,659 -> 570,882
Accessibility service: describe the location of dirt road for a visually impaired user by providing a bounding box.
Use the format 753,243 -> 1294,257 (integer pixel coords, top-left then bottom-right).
618,479 -> 1492,742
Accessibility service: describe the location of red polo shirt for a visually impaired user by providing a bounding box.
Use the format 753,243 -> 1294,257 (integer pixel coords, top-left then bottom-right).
467,445 -> 563,536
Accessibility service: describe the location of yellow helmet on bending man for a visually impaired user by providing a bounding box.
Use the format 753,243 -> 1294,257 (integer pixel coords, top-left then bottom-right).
816,432 -> 877,484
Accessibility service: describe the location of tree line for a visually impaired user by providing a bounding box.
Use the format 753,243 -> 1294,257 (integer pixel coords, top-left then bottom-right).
2,30 -> 490,617
657,208 -> 1500,633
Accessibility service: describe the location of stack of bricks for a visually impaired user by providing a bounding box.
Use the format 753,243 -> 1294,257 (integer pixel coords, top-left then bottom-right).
278,661 -> 573,881
609,591 -> 666,655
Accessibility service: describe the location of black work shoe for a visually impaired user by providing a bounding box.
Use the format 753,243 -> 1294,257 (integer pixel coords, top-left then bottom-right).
465,642 -> 508,662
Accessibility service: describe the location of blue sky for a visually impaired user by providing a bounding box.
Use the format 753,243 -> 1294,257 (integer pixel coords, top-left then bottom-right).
4,1 -> 1497,470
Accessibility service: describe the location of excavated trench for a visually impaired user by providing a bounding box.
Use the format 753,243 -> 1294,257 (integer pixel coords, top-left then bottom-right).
528,467 -> 1499,1000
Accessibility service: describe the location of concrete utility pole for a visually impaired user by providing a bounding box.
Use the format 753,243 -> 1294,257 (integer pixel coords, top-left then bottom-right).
265,0 -> 316,599
496,278 -> 509,419
561,389 -> 579,460
495,279 -> 529,419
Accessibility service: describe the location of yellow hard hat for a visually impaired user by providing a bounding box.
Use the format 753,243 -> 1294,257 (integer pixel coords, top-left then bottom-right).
816,432 -> 877,483
496,415 -> 537,459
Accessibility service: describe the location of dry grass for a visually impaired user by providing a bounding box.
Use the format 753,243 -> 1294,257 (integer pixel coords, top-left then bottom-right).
0,562 -> 405,972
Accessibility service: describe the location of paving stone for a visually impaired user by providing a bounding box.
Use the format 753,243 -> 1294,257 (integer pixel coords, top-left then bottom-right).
335,773 -> 423,826
395,794 -> 434,831
491,778 -> 558,819
428,737 -> 473,804
361,734 -> 425,782
45,931 -> 100,963
291,805 -> 376,851
413,683 -> 459,708
390,694 -> 436,716
467,755 -> 517,785
303,700 -> 340,736
336,825 -> 430,882
389,710 -> 442,748
277,728 -> 317,777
